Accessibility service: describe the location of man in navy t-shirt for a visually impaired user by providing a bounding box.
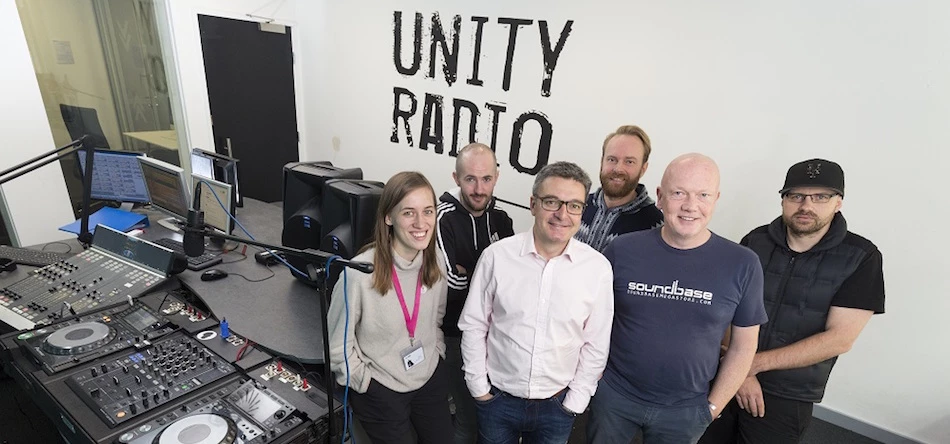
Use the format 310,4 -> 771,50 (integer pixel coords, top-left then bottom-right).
587,153 -> 767,444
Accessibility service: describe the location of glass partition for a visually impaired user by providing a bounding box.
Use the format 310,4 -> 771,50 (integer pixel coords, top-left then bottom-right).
15,0 -> 183,215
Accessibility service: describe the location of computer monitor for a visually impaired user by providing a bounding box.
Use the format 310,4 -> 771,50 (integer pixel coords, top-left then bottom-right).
281,162 -> 362,253
192,174 -> 234,234
320,179 -> 385,259
191,148 -> 242,207
139,157 -> 191,230
76,149 -> 150,203
60,104 -> 110,149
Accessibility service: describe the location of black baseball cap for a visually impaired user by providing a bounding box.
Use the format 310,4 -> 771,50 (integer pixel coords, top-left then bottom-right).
779,158 -> 844,197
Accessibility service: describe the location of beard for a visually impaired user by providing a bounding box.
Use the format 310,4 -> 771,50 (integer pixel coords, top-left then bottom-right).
461,192 -> 490,213
783,211 -> 833,236
601,171 -> 640,199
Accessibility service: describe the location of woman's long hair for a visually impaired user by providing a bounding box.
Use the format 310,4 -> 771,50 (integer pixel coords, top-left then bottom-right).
361,171 -> 442,294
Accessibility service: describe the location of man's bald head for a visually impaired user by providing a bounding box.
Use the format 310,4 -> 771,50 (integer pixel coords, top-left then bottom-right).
455,143 -> 497,175
453,143 -> 500,217
656,153 -> 721,249
660,153 -> 720,191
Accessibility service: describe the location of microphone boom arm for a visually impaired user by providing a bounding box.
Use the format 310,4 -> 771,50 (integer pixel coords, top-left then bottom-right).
0,136 -> 96,246
194,228 -> 374,274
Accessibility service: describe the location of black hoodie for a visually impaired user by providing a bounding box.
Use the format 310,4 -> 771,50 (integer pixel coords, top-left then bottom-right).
436,189 -> 515,337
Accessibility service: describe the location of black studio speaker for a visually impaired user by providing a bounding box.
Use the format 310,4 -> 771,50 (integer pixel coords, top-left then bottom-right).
319,179 -> 384,291
280,162 -> 362,280
319,179 -> 385,260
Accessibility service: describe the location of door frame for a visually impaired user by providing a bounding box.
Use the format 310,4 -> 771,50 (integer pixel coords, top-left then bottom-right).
155,2 -> 306,180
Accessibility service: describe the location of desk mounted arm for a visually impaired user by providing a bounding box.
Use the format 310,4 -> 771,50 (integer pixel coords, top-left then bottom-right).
0,136 -> 96,246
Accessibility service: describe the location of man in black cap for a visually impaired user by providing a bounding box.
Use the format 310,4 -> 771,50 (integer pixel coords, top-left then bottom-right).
699,159 -> 886,443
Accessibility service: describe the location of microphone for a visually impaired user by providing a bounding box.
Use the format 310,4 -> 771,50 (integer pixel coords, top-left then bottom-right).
350,261 -> 374,274
183,181 -> 206,257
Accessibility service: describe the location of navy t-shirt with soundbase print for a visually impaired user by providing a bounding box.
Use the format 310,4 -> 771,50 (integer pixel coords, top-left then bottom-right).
601,228 -> 767,407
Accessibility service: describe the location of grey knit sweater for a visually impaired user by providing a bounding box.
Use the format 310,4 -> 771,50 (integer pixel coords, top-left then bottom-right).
328,248 -> 447,393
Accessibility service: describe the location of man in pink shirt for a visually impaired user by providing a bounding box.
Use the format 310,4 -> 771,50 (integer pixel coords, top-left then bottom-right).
458,161 -> 615,443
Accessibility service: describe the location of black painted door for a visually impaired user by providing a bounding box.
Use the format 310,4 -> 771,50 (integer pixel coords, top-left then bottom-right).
199,15 -> 298,203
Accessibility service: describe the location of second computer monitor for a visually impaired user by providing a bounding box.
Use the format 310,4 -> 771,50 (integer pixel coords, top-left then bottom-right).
191,148 -> 242,207
139,157 -> 190,227
192,174 -> 234,234
76,149 -> 150,203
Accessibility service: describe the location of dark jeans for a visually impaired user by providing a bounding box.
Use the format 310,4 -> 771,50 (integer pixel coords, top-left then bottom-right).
446,336 -> 478,443
474,386 -> 576,444
349,359 -> 454,444
587,380 -> 713,444
698,393 -> 814,444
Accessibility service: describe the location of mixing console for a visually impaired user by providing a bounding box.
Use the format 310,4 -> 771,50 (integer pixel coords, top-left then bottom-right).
67,331 -> 235,427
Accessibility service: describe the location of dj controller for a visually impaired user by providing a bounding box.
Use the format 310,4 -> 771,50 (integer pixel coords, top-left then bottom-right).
0,226 -> 176,331
66,331 -> 235,427
0,289 -> 340,444
16,301 -> 174,374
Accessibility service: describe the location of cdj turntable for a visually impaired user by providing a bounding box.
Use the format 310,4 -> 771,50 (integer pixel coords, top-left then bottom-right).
15,301 -> 175,374
116,378 -> 304,444
67,331 -> 236,427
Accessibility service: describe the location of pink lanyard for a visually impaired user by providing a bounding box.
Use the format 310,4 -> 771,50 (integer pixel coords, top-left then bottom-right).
391,265 -> 423,345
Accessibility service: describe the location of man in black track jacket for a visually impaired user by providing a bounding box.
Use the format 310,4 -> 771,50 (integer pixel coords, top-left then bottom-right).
436,143 -> 514,443
700,159 -> 885,444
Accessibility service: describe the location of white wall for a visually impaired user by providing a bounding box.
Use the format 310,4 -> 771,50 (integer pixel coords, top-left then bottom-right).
4,0 -> 947,440
0,1 -> 79,247
295,1 -> 950,442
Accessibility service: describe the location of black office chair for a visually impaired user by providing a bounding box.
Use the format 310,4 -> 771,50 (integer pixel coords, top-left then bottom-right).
60,104 -> 111,149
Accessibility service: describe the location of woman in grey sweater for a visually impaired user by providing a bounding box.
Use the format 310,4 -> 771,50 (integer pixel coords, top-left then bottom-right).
328,171 -> 452,443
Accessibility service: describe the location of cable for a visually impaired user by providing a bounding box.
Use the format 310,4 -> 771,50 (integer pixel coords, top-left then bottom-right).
157,292 -> 170,313
41,242 -> 72,253
227,265 -> 275,283
220,254 -> 248,265
236,340 -> 255,362
12,388 -> 39,432
327,255 -> 353,444
197,179 -> 306,278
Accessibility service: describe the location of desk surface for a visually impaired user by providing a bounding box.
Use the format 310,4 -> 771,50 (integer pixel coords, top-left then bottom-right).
0,198 -> 331,363
123,130 -> 179,150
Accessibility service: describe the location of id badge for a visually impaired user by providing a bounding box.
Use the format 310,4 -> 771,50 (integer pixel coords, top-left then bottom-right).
401,344 -> 425,371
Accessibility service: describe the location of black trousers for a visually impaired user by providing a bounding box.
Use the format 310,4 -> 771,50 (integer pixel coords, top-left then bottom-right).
349,359 -> 454,444
698,392 -> 814,444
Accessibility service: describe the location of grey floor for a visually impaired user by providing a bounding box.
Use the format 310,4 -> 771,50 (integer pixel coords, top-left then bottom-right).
0,371 -> 881,444
565,411 -> 882,444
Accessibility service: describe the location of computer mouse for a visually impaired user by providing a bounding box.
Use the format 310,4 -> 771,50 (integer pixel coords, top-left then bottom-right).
200,269 -> 229,281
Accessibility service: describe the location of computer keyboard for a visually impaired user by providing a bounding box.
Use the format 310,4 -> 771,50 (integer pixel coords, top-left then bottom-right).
151,238 -> 223,271
0,245 -> 72,267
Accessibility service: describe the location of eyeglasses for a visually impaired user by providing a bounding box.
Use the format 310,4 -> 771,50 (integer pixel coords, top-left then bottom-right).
534,196 -> 586,215
782,192 -> 838,204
